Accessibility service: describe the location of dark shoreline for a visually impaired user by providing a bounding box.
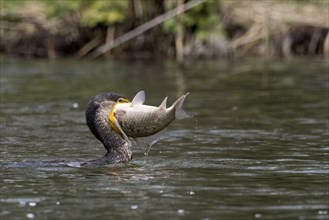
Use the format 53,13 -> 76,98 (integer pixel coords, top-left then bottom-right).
1,0 -> 328,60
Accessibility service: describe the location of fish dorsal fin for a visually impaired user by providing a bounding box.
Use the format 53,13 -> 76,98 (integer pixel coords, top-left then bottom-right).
159,96 -> 167,110
135,129 -> 167,155
131,90 -> 145,106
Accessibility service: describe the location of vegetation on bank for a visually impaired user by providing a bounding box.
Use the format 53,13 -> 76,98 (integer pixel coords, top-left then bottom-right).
0,0 -> 328,60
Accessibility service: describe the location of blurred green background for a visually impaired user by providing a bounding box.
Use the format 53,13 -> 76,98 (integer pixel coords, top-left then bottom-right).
1,0 -> 328,60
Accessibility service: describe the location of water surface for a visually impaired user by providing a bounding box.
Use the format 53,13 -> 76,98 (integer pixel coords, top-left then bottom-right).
0,59 -> 328,219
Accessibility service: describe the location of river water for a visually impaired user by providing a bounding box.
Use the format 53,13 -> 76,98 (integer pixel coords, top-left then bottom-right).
0,59 -> 328,220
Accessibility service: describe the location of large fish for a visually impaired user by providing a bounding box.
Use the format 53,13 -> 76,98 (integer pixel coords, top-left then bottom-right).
111,91 -> 189,148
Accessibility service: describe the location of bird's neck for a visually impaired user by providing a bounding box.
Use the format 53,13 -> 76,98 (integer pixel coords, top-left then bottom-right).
102,130 -> 133,163
96,109 -> 133,163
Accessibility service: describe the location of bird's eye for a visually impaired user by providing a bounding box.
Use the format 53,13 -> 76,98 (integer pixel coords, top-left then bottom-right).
117,98 -> 128,103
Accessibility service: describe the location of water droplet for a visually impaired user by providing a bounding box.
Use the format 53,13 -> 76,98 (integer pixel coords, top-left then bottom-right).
194,119 -> 198,138
318,210 -> 328,215
189,191 -> 195,195
28,202 -> 36,207
159,190 -> 163,194
255,213 -> 262,218
130,205 -> 138,210
26,213 -> 34,219
232,106 -> 238,111
56,201 -> 60,205
72,103 -> 79,109
177,209 -> 185,215
19,201 -> 26,207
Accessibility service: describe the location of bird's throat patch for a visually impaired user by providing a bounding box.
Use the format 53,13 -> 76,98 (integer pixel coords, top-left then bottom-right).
108,105 -> 121,134
108,98 -> 129,135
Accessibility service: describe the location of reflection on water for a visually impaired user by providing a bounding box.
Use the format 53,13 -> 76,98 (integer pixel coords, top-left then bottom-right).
0,59 -> 328,219
175,68 -> 187,98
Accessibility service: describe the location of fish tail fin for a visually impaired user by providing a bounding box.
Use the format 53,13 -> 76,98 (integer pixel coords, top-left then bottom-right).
172,93 -> 189,120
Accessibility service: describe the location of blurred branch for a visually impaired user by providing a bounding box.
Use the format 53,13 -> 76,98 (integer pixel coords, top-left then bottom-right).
89,0 -> 207,59
76,35 -> 103,58
175,0 -> 185,63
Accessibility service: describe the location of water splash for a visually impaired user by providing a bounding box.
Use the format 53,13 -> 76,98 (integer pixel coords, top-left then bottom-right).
194,118 -> 198,139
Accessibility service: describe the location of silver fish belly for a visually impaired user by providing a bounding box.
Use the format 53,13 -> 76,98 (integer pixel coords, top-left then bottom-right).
114,104 -> 175,138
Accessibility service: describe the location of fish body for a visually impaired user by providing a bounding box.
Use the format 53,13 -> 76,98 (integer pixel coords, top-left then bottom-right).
115,103 -> 174,138
112,91 -> 189,146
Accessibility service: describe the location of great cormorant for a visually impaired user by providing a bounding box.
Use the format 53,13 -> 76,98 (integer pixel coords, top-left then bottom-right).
85,92 -> 133,165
